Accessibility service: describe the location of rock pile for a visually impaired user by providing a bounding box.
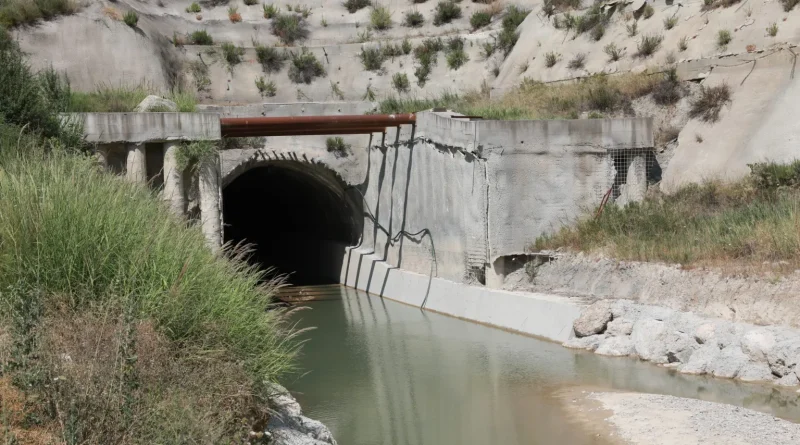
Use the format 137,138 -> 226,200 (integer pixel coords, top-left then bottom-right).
265,383 -> 337,445
565,299 -> 800,385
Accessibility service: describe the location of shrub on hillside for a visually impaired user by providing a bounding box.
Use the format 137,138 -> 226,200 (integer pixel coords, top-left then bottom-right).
604,42 -> 623,61
189,29 -> 213,44
272,13 -> 309,44
288,48 -> 325,83
371,5 -> 392,30
636,33 -> 662,57
433,0 -> 461,25
567,52 -> 586,69
717,29 -> 732,48
244,0 -> 259,5
689,84 -> 731,122
470,10 -> 492,28
255,43 -> 287,72
255,76 -> 277,96
343,0 -> 370,13
227,5 -> 241,22
0,0 -> 78,28
186,2 -> 201,13
263,3 -> 278,18
360,46 -> 385,71
652,68 -> 682,105
221,42 -> 245,67
123,10 -> 138,27
544,51 -> 559,67
404,9 -> 424,27
392,72 -> 410,93
446,48 -> 468,69
781,0 -> 799,11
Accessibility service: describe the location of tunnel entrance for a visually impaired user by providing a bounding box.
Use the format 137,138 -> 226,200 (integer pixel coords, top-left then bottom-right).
222,161 -> 363,285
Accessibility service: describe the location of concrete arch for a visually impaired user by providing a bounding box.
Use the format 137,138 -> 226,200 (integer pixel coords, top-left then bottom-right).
222,159 -> 363,285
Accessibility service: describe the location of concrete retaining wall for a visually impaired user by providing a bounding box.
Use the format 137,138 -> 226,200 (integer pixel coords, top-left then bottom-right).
341,248 -> 582,342
77,112 -> 221,143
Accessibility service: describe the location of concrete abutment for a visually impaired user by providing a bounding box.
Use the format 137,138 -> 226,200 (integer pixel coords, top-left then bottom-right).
78,110 -> 653,294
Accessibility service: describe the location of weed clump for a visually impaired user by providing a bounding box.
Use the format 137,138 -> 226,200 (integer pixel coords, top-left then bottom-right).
360,46 -> 385,71
470,10 -> 492,29
544,51 -> 559,67
652,68 -> 682,105
263,3 -> 279,18
496,5 -> 530,55
567,52 -> 586,69
255,76 -> 277,96
433,0 -> 461,26
344,0 -> 370,13
189,29 -> 213,45
404,9 -> 424,27
446,47 -> 469,69
642,3 -> 654,18
288,48 -> 325,83
603,43 -> 623,61
767,22 -> 778,37
326,136 -> 351,157
392,72 -> 410,93
123,10 -> 138,27
663,14 -> 678,30
636,33 -> 662,57
186,2 -> 201,13
678,36 -> 688,51
255,43 -> 287,73
781,0 -> 799,11
717,29 -> 732,48
228,5 -> 242,22
221,42 -> 245,68
689,84 -> 731,122
371,5 -> 392,30
272,13 -> 309,44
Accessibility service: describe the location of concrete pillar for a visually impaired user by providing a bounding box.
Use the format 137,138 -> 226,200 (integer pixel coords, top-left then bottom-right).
618,154 -> 647,206
95,144 -> 110,170
485,257 -> 506,289
125,142 -> 147,183
162,142 -> 185,217
199,154 -> 222,251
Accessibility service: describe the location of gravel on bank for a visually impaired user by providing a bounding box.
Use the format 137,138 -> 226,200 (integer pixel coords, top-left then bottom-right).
568,391 -> 800,445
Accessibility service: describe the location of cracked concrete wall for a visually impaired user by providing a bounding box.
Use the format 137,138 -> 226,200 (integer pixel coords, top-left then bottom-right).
218,112 -> 652,286
477,118 -> 653,262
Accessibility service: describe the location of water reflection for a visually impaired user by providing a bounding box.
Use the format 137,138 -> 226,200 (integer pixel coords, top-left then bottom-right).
287,287 -> 800,445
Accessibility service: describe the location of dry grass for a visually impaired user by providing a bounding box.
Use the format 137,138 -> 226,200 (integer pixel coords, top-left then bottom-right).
379,72 -> 662,120
535,167 -> 800,272
103,6 -> 122,20
690,84 -> 731,122
2,303 -> 268,444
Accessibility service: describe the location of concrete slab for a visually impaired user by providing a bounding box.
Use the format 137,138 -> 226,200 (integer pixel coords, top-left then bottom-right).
74,112 -> 221,143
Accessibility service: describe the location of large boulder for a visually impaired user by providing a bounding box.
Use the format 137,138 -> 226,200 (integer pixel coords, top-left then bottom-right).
606,318 -> 634,336
596,336 -> 636,356
573,300 -> 613,337
134,95 -> 178,112
741,328 -> 777,362
267,384 -> 337,445
766,339 -> 800,377
564,334 -> 605,351
709,346 -> 749,379
665,330 -> 697,364
631,318 -> 668,363
678,343 -> 720,375
738,361 -> 776,382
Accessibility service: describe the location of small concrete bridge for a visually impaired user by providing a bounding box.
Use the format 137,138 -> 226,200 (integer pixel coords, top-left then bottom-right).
79,108 -> 653,289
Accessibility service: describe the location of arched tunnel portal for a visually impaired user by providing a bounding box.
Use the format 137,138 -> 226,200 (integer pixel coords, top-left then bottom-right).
222,161 -> 363,285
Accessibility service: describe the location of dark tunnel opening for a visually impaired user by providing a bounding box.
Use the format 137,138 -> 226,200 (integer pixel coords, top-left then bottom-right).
223,162 -> 363,286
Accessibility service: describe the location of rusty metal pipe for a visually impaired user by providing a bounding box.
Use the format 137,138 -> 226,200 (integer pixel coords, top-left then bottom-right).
220,113 -> 415,128
221,127 -> 389,137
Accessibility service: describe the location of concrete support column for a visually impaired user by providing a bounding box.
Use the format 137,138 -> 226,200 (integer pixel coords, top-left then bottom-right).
162,142 -> 185,217
199,154 -> 222,251
618,154 -> 647,206
95,144 -> 110,170
125,142 -> 147,183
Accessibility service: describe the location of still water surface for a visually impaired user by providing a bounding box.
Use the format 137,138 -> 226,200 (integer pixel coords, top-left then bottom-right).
287,286 -> 800,445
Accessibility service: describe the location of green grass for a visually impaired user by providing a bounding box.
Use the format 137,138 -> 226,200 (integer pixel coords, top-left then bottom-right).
403,9 -> 424,27
186,2 -> 201,13
392,72 -> 410,93
221,42 -> 245,68
470,10 -> 491,29
326,136 -> 350,157
534,166 -> 800,270
255,43 -> 286,73
717,29 -> 732,48
67,84 -> 196,112
0,0 -> 78,28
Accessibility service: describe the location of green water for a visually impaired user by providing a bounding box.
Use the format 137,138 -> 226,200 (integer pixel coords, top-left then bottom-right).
286,286 -> 800,445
